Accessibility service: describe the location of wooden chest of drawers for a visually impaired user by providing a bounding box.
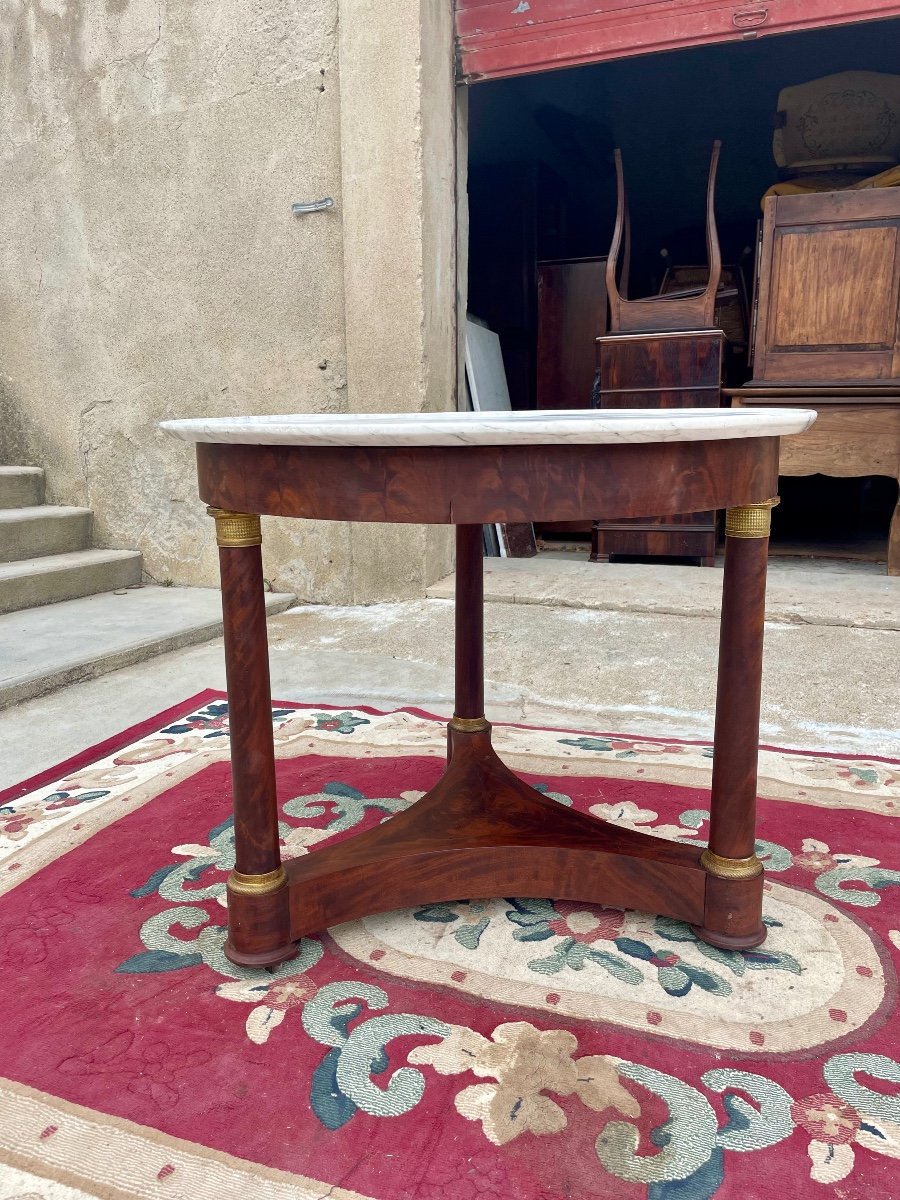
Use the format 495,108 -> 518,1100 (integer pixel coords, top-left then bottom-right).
591,330 -> 724,564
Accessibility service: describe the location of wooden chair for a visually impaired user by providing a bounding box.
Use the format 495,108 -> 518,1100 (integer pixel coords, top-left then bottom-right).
606,140 -> 723,332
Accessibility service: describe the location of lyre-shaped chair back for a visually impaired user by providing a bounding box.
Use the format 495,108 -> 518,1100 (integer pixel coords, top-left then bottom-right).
606,141 -> 722,333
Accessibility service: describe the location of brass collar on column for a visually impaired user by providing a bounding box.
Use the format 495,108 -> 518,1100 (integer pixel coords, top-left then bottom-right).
700,848 -> 763,880
207,507 -> 262,548
725,497 -> 779,540
450,716 -> 491,733
228,867 -> 286,895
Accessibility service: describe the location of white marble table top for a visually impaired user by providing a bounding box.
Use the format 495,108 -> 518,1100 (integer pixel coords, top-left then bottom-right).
161,407 -> 817,448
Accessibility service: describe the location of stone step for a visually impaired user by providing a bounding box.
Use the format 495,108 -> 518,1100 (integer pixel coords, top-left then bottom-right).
0,585 -> 296,709
427,554 -> 900,631
0,548 -> 144,614
0,505 -> 94,563
0,466 -> 45,509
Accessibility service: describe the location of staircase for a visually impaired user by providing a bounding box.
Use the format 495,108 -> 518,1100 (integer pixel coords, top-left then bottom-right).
0,465 -> 297,714
0,466 -> 143,613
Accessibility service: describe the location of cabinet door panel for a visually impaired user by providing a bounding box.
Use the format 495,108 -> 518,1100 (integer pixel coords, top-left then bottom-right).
752,190 -> 900,384
770,228 -> 898,350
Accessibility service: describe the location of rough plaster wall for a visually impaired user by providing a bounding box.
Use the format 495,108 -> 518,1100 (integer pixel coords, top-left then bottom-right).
338,0 -> 457,600
0,0 -> 355,598
0,0 -> 459,602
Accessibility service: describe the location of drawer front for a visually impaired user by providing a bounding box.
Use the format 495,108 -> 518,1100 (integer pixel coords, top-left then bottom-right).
778,406 -> 900,476
599,332 -> 723,395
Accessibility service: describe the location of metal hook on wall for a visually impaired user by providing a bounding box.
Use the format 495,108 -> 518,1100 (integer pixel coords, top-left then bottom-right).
291,198 -> 335,215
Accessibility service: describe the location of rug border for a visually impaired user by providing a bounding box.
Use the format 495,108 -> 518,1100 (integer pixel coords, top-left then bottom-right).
0,1075 -> 377,1200
268,695 -> 900,766
4,689 -> 896,812
0,689 -> 223,806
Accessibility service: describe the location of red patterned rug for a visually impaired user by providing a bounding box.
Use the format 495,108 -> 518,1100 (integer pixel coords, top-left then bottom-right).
2,691 -> 900,1199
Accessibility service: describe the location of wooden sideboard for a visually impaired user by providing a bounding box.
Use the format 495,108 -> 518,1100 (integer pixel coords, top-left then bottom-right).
728,390 -> 900,575
740,188 -> 900,572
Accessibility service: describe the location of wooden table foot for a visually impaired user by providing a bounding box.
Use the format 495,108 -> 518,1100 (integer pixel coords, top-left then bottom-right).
224,869 -> 295,967
692,861 -> 766,950
224,936 -> 298,970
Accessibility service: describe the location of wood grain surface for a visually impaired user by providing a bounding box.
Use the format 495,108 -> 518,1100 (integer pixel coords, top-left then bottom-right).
592,331 -> 724,563
752,189 -> 900,385
197,438 -> 779,525
731,394 -> 900,574
285,728 -> 707,940
218,544 -> 281,878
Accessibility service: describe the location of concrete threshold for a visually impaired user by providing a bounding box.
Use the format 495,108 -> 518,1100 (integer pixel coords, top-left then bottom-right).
0,585 -> 294,709
427,556 -> 900,631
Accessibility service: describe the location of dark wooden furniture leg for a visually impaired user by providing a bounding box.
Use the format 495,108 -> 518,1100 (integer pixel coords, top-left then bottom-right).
453,523 -> 485,728
693,499 -> 777,950
447,524 -> 490,762
209,508 -> 294,969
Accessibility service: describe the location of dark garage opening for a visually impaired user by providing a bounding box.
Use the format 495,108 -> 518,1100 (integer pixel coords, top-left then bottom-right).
466,18 -> 900,565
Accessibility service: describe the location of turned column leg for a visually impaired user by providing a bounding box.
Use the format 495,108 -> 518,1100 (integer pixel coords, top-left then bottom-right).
693,498 -> 778,950
449,524 -> 490,758
209,507 -> 294,968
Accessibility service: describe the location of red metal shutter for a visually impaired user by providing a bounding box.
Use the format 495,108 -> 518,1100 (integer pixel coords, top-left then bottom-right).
456,0 -> 900,82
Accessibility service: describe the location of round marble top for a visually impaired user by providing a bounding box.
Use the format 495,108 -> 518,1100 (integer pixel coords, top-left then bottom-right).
161,407 -> 816,448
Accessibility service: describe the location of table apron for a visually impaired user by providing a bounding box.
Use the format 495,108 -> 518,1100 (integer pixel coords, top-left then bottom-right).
197,438 -> 781,523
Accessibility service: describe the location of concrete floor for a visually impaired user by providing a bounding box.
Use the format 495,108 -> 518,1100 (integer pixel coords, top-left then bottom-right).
3,582 -> 898,791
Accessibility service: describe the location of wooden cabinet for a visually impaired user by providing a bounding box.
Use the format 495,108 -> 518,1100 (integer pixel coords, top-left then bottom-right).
751,189 -> 900,385
467,163 -> 568,412
535,256 -> 608,536
592,330 -> 724,563
536,257 -> 608,410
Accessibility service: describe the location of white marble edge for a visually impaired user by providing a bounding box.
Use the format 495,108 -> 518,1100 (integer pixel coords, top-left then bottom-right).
160,407 -> 817,447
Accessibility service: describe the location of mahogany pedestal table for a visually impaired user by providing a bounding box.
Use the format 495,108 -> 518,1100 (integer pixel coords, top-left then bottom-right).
162,407 -> 816,969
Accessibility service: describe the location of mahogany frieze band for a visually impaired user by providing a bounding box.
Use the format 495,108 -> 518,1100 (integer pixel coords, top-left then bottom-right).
196,438 -> 781,526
